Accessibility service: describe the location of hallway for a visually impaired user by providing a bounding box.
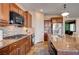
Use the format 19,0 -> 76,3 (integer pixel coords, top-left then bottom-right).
27,41 -> 50,55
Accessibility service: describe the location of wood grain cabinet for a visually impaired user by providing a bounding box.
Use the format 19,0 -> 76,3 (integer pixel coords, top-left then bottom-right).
9,48 -> 19,55
2,4 -> 9,22
51,16 -> 63,23
19,9 -> 24,17
24,11 -> 32,27
0,4 -> 2,19
10,4 -> 19,13
0,46 -> 9,55
0,3 -> 9,26
0,36 -> 32,55
0,3 -> 32,27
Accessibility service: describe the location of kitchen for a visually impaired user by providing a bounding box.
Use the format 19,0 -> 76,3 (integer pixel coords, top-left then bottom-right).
0,3 -> 79,55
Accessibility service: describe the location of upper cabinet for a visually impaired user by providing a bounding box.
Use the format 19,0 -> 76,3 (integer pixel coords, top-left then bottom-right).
24,11 -> 32,27
19,9 -> 24,17
0,3 -> 32,27
2,3 -> 9,23
51,16 -> 63,23
10,4 -> 24,17
10,3 -> 19,14
0,4 -> 2,19
0,3 -> 9,26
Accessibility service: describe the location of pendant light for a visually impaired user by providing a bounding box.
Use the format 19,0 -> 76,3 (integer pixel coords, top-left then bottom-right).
61,4 -> 69,16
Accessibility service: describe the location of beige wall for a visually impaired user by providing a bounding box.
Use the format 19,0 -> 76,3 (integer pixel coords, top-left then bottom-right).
30,11 -> 44,44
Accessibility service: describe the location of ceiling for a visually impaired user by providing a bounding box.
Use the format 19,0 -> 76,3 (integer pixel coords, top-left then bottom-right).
19,3 -> 79,18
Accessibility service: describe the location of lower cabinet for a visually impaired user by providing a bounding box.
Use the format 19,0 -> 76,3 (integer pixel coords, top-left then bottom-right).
18,45 -> 25,55
9,48 -> 19,55
0,46 -> 9,55
0,36 -> 32,55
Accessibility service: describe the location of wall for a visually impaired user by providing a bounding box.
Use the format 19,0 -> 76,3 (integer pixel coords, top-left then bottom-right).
30,11 -> 44,44
76,18 -> 79,37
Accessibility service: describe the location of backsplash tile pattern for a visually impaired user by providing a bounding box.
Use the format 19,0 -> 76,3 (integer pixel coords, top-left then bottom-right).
0,25 -> 27,38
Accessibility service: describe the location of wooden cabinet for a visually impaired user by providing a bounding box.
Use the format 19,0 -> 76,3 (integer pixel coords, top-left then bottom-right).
19,44 -> 26,55
24,12 -> 28,27
24,11 -> 32,27
51,16 -> 63,23
9,48 -> 19,55
0,3 -> 31,27
19,9 -> 24,17
10,4 -> 24,17
28,13 -> 32,27
0,46 -> 9,55
0,4 -> 2,19
10,4 -> 19,13
2,4 -> 9,22
0,3 -> 9,26
0,36 -> 32,55
18,38 -> 27,55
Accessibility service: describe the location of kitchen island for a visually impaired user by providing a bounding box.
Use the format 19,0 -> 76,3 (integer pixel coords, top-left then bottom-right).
48,34 -> 79,55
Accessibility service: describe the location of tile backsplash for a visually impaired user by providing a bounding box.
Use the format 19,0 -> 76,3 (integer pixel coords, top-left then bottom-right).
0,25 -> 27,38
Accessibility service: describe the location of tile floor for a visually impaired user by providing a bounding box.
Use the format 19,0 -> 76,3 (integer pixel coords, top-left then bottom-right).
27,41 -> 50,55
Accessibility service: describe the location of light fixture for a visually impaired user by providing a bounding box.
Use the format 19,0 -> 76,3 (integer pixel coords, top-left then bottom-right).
40,9 -> 43,12
61,4 -> 69,16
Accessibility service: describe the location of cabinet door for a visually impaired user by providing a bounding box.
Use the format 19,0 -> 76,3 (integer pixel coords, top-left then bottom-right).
19,44 -> 26,55
25,39 -> 31,54
9,48 -> 19,55
24,12 -> 32,27
0,4 -> 2,19
25,43 -> 30,54
2,3 -> 9,23
24,12 -> 28,27
28,14 -> 32,27
10,4 -> 19,13
19,9 -> 24,16
0,46 -> 9,55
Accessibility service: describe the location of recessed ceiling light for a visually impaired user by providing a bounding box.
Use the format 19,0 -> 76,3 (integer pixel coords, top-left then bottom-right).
40,9 -> 43,12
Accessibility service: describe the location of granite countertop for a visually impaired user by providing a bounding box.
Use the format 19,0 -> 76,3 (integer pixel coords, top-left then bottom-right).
0,30 -> 34,49
49,34 -> 79,52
